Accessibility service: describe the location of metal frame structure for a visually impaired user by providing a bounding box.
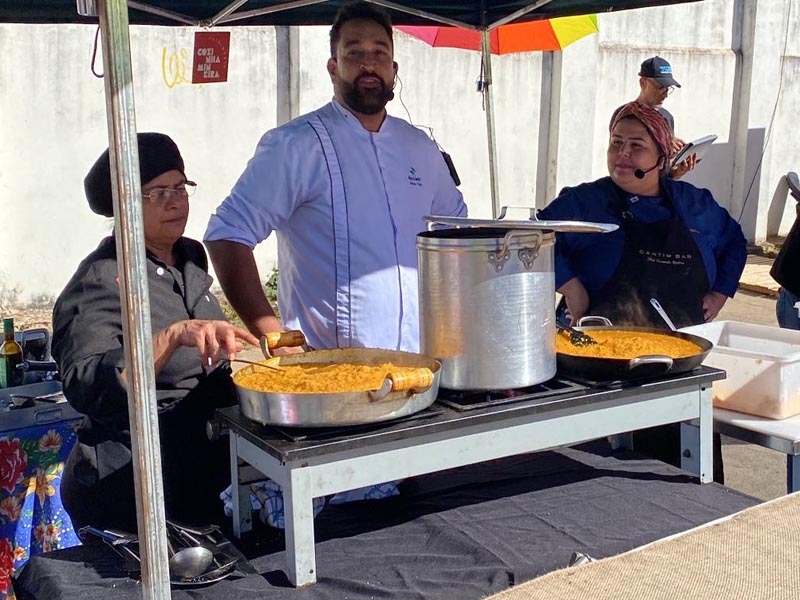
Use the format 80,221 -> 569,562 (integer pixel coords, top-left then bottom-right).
220,369 -> 719,586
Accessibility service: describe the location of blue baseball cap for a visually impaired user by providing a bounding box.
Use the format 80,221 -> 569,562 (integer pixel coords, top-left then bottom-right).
639,56 -> 681,88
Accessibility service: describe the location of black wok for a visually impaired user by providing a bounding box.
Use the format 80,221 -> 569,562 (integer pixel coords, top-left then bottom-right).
556,326 -> 713,381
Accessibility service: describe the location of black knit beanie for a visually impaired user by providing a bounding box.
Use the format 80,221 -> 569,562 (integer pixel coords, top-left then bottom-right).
84,132 -> 185,217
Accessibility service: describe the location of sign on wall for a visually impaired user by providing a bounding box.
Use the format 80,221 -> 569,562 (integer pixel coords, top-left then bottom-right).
192,31 -> 230,83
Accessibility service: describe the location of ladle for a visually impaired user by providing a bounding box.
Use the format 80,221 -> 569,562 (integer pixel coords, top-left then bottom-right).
556,315 -> 597,346
649,298 -> 678,331
168,545 -> 215,580
81,525 -> 214,580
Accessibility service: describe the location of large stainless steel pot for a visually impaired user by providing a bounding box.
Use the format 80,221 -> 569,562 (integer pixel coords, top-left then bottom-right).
418,226 -> 556,390
233,348 -> 441,427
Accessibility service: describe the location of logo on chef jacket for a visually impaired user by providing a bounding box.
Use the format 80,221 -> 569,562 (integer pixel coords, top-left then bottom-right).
408,167 -> 422,187
639,249 -> 691,266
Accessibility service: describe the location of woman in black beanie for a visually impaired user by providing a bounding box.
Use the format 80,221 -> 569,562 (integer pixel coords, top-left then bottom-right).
52,133 -> 258,531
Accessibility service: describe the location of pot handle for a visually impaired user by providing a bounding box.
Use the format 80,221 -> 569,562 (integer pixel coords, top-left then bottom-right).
576,315 -> 613,327
369,368 -> 435,402
628,355 -> 674,373
259,330 -> 306,358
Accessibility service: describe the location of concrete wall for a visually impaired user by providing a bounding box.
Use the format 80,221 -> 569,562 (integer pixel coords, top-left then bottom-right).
1,0 -> 797,307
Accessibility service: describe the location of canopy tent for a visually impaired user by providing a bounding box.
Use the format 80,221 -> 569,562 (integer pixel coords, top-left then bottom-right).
2,0 -> 702,27
1,1 -> 705,598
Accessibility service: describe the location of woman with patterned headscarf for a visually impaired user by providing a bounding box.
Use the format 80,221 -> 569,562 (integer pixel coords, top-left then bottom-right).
539,102 -> 745,484
539,102 -> 746,330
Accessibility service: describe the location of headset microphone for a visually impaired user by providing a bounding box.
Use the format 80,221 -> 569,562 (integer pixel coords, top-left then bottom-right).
633,155 -> 664,180
634,163 -> 660,179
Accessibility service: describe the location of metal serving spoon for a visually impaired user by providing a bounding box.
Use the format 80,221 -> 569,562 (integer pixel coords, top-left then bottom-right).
650,298 -> 678,331
556,316 -> 597,346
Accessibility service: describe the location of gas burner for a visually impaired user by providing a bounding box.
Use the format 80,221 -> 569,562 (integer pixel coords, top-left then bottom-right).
266,407 -> 446,443
436,377 -> 588,411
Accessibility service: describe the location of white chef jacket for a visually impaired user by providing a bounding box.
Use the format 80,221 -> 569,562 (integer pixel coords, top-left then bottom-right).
205,99 -> 467,351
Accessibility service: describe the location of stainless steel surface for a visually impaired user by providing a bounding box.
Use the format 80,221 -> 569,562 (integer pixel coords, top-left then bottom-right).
233,348 -> 441,427
418,227 -> 556,390
424,214 -> 619,234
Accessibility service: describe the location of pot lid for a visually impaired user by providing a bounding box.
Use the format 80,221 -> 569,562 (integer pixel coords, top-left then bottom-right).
424,215 -> 618,234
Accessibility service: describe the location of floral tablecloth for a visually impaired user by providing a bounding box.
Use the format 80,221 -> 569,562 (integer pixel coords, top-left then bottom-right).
0,420 -> 82,600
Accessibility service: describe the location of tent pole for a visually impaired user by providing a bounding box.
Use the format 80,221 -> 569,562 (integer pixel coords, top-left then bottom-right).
98,0 -> 171,597
481,29 -> 501,218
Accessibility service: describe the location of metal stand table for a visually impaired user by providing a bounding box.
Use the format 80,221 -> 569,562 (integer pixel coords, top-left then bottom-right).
714,406 -> 800,493
217,366 -> 723,586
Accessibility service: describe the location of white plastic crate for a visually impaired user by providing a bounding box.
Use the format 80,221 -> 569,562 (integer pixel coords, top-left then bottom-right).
680,321 -> 800,419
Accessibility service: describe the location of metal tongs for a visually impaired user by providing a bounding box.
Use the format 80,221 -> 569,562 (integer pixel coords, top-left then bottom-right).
556,315 -> 597,347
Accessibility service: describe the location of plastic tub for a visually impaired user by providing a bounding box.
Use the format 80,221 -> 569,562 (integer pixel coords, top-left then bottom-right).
679,321 -> 800,419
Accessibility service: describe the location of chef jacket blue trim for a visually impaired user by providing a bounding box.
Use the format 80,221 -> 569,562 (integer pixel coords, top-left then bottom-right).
308,114 -> 350,348
538,176 -> 746,298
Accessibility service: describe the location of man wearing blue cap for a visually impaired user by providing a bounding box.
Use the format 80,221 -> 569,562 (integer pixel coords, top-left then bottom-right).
611,56 -> 695,178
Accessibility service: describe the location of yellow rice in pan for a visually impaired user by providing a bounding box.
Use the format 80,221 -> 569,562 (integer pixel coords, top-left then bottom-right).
556,330 -> 703,360
234,362 -> 421,394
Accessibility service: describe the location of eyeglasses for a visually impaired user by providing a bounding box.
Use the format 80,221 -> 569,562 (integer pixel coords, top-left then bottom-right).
651,80 -> 676,95
142,180 -> 197,206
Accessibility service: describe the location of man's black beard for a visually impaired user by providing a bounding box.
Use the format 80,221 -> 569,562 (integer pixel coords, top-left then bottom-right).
340,73 -> 394,115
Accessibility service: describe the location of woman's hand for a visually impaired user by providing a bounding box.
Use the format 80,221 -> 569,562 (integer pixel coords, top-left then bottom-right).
702,291 -> 728,322
558,277 -> 590,326
155,320 -> 259,372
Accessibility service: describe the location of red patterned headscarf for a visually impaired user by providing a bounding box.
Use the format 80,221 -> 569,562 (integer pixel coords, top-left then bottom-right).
610,102 -> 673,159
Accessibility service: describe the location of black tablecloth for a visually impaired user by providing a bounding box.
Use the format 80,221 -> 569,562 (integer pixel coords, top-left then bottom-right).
14,442 -> 757,600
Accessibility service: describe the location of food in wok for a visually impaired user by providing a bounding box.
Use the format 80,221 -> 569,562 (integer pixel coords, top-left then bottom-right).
233,361 -> 432,394
556,329 -> 703,359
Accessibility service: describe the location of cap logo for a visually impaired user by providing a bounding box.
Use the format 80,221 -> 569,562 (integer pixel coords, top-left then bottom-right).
659,65 -> 673,75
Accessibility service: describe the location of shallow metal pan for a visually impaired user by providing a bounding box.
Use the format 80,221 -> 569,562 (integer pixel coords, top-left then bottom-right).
556,325 -> 714,381
233,348 -> 441,427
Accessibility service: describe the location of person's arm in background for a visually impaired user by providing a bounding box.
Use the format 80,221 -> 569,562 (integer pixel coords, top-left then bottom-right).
204,130 -> 307,348
429,148 -> 468,217
558,277 -> 590,325
205,240 -> 284,338
685,187 -> 747,321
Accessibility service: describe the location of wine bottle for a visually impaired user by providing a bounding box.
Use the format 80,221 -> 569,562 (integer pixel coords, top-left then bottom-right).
0,317 -> 24,388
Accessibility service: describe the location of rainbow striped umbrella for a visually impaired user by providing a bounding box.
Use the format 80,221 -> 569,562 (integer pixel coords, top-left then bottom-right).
396,15 -> 598,55
397,16 -> 599,216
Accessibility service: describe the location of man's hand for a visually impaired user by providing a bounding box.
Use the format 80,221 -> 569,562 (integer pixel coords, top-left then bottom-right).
702,291 -> 728,322
558,277 -> 590,326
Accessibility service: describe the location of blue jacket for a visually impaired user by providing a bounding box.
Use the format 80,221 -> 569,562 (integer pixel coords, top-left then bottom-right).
538,176 -> 747,297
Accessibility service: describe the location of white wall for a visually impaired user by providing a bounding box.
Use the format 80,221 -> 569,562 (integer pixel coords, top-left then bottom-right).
1,0 -> 798,307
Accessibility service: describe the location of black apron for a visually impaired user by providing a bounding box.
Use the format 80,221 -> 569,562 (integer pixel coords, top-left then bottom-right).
587,185 -> 709,329
586,185 -> 724,483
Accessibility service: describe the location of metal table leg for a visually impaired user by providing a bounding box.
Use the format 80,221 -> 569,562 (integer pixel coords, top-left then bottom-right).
680,386 -> 713,483
229,432 -> 252,537
282,468 -> 317,586
788,455 -> 800,493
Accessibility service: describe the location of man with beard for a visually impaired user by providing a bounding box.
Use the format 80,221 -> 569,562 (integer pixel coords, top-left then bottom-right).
204,1 -> 465,527
205,1 -> 465,354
